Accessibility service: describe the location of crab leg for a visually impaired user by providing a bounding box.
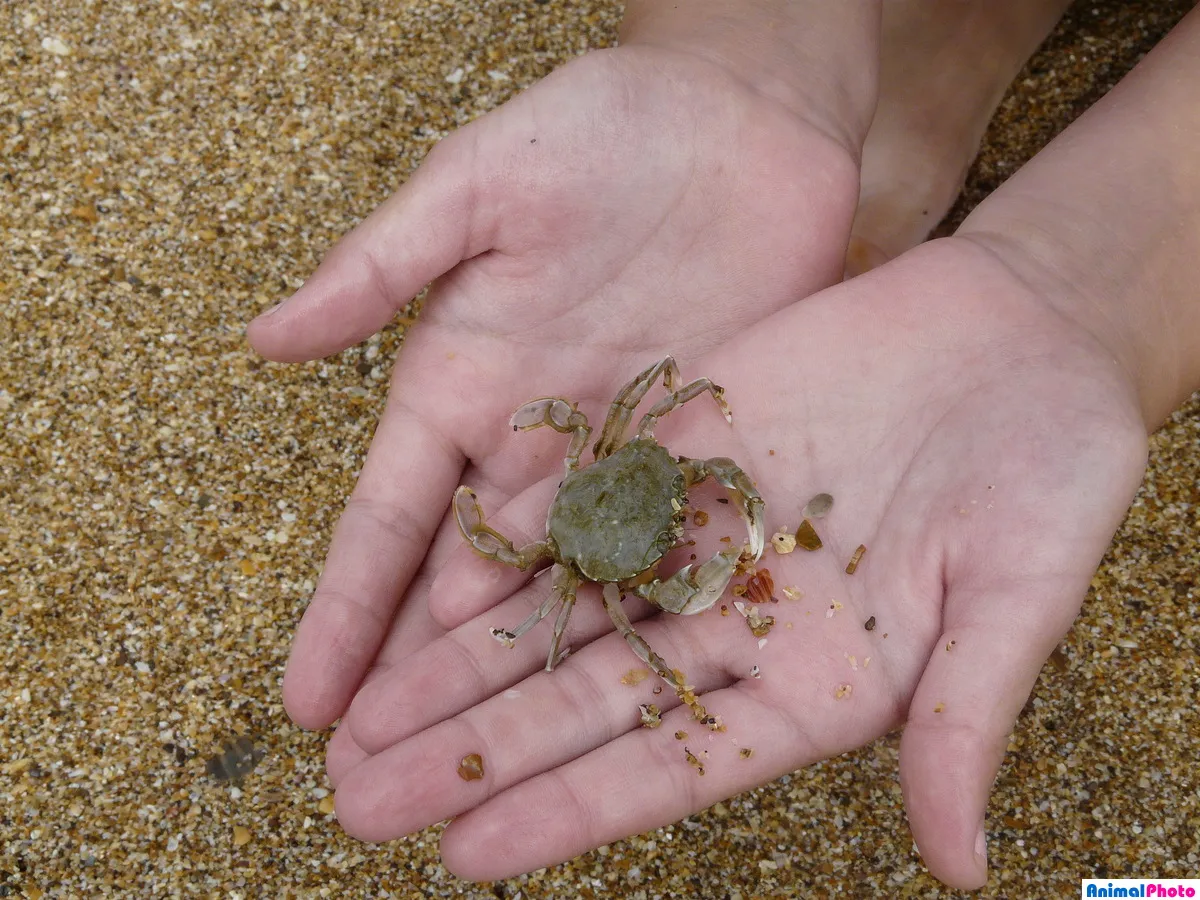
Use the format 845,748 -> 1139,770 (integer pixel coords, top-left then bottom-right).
632,545 -> 742,615
601,585 -> 711,723
543,568 -> 580,671
678,456 -> 766,561
592,356 -> 682,460
635,377 -> 732,442
453,486 -> 551,570
489,564 -> 577,662
510,397 -> 592,475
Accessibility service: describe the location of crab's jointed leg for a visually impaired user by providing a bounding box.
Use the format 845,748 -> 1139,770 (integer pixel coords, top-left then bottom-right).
543,567 -> 580,671
593,356 -> 682,460
601,585 -> 711,723
633,545 -> 742,615
489,565 -> 579,671
635,377 -> 732,443
453,486 -> 551,569
678,455 -> 766,561
510,397 -> 592,475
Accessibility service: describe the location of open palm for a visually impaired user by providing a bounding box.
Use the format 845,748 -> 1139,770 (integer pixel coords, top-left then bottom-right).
323,239 -> 1147,889
248,45 -> 861,732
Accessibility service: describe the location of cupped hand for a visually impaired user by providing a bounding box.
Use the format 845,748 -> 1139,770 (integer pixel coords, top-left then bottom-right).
327,238 -> 1148,890
246,45 -> 862,731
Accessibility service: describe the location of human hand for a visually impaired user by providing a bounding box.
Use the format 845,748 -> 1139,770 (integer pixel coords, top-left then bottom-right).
326,238 -> 1147,890
247,43 -> 866,731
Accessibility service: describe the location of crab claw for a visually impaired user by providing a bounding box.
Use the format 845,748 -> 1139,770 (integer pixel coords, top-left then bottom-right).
705,457 -> 764,561
509,397 -> 576,431
453,485 -> 551,570
636,546 -> 742,615
678,456 -> 765,562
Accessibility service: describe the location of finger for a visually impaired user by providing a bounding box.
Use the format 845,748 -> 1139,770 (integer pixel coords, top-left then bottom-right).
334,605 -> 738,842
281,378 -> 466,730
246,136 -> 485,362
436,683 -> 832,881
891,384 -> 1148,889
323,514 -> 478,788
344,577 -> 657,755
326,723 -> 369,788
354,476 -> 506,675
426,476 -> 562,630
320,470 -> 499,777
898,578 -> 1080,890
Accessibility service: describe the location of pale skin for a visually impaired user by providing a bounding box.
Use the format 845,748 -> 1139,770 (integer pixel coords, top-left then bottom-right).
246,2 -> 1200,892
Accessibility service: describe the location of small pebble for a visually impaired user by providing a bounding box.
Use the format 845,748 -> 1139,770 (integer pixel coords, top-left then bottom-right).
771,530 -> 796,554
639,704 -> 662,728
457,753 -> 485,781
795,519 -> 822,551
41,35 -> 71,55
620,668 -> 650,686
802,493 -> 834,518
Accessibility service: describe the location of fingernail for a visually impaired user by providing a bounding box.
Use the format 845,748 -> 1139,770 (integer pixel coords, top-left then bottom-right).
261,301 -> 285,317
975,826 -> 988,866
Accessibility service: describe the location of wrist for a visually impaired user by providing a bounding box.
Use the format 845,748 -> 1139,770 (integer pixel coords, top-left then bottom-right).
958,8 -> 1200,431
619,1 -> 882,156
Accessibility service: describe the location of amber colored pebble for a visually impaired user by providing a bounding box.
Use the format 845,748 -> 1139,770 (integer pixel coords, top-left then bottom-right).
795,519 -> 822,551
620,667 -> 650,686
457,753 -> 485,781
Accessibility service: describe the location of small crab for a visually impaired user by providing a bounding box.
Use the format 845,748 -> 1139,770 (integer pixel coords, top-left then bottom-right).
453,357 -> 765,715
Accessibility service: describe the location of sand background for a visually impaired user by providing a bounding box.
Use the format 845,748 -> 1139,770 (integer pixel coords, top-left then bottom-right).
2,1 -> 1197,896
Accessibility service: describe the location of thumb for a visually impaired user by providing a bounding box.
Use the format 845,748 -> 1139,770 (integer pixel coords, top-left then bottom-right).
247,136 -> 486,362
898,578 -> 1081,890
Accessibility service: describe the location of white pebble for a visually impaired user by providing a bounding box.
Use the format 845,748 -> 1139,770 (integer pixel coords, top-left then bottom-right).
41,36 -> 71,55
